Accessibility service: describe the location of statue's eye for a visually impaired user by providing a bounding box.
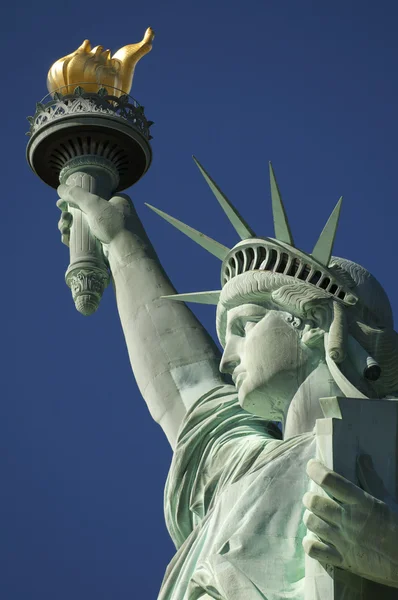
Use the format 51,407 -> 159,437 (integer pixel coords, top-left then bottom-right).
243,320 -> 257,335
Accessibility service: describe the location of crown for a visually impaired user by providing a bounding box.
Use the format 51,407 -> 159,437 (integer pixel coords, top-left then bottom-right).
146,158 -> 359,308
47,27 -> 154,97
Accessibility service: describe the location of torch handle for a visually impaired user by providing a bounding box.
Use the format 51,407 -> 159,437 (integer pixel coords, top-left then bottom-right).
63,165 -> 117,315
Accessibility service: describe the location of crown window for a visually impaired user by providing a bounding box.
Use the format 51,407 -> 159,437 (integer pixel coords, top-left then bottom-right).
234,251 -> 245,275
255,246 -> 267,269
276,253 -> 289,274
245,247 -> 255,270
298,265 -> 311,281
309,271 -> 322,285
287,258 -> 301,277
228,258 -> 236,278
267,249 -> 278,272
320,277 -> 331,290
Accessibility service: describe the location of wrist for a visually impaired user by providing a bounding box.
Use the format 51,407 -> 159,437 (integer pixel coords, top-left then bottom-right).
107,229 -> 150,272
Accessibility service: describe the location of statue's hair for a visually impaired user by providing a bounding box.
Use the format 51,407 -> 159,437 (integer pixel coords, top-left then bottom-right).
216,271 -> 331,347
351,321 -> 398,397
329,257 -> 393,329
216,259 -> 398,398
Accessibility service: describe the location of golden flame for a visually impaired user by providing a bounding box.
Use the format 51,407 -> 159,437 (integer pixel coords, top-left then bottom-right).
47,27 -> 155,97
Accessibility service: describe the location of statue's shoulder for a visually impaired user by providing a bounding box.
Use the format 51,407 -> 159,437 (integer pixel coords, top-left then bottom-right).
176,384 -> 237,435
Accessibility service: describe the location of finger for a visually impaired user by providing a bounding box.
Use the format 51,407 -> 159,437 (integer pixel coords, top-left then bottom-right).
59,224 -> 71,236
57,212 -> 72,233
302,536 -> 343,566
303,510 -> 340,547
307,459 -> 362,504
56,199 -> 68,212
303,491 -> 343,526
57,184 -> 103,213
109,193 -> 133,213
61,231 -> 70,247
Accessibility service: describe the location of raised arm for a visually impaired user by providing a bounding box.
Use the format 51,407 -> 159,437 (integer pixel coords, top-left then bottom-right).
57,185 -> 225,448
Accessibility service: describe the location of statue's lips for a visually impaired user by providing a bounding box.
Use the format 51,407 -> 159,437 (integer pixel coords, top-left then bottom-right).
233,372 -> 245,389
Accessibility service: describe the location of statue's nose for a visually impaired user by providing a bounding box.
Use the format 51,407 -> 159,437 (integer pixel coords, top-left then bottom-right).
219,337 -> 241,375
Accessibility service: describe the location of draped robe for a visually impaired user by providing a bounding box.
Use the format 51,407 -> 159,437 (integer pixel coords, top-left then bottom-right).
159,385 -> 317,600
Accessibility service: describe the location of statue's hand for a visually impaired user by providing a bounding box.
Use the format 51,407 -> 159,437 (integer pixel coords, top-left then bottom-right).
57,183 -> 134,248
303,458 -> 398,588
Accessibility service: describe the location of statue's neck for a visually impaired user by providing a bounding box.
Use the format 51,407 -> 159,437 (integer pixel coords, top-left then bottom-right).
283,360 -> 341,440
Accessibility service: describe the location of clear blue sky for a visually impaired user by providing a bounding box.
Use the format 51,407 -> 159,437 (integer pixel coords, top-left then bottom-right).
2,1 -> 398,598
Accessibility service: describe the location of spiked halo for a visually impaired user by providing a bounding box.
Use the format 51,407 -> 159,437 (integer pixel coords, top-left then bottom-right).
145,157 -> 358,308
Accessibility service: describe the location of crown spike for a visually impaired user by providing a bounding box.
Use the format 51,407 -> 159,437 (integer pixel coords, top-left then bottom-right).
312,197 -> 343,266
269,162 -> 294,246
161,291 -> 221,305
145,203 -> 230,260
193,156 -> 256,240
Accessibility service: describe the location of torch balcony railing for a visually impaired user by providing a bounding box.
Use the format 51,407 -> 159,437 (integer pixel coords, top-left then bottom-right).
27,84 -> 154,140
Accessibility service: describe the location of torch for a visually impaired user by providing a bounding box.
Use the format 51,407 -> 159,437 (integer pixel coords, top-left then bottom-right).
26,29 -> 154,315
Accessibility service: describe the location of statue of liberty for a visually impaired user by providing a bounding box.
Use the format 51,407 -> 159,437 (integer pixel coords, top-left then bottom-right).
56,156 -> 398,599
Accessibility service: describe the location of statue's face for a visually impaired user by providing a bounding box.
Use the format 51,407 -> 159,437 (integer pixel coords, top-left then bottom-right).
220,303 -> 312,422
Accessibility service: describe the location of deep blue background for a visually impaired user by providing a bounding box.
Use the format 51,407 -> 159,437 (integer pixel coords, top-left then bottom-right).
2,1 -> 398,598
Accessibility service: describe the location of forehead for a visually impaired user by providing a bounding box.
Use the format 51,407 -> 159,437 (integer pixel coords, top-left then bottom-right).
226,303 -> 270,326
